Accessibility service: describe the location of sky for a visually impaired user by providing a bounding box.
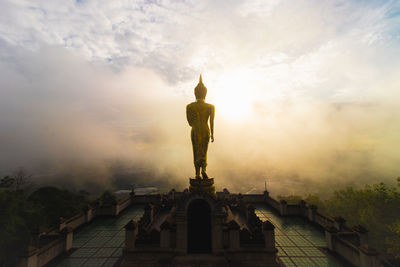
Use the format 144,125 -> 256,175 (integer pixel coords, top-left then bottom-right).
1,0 -> 400,194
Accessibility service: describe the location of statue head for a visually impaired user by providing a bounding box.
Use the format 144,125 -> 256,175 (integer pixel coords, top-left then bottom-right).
194,74 -> 207,100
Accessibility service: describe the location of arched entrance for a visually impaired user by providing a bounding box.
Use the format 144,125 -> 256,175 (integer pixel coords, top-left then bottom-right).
187,199 -> 212,253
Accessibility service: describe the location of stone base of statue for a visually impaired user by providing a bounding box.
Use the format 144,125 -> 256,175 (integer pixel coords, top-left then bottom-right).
189,177 -> 216,196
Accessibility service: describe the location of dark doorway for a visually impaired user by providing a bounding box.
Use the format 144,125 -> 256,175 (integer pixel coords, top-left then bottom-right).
187,199 -> 212,253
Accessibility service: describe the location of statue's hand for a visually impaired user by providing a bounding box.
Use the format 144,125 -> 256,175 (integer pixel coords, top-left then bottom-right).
211,135 -> 214,143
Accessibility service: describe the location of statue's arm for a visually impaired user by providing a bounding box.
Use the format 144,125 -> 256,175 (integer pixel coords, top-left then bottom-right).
186,105 -> 194,126
210,105 -> 215,142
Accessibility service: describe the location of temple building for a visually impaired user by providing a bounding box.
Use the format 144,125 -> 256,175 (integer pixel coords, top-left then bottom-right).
17,181 -> 382,267
121,188 -> 278,266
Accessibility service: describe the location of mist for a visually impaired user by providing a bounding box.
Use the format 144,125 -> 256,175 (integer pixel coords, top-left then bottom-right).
0,45 -> 399,196
1,0 -> 400,196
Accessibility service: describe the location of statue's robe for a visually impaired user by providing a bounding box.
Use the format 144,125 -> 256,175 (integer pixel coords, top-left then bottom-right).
186,101 -> 214,168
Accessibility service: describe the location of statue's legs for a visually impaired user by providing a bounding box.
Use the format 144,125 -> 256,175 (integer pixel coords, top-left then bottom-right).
191,129 -> 210,179
195,165 -> 201,179
201,165 -> 208,179
195,160 -> 206,179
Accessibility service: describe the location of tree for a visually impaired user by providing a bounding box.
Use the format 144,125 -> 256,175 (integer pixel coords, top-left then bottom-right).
0,176 -> 14,188
12,167 -> 32,190
279,179 -> 400,260
28,186 -> 88,227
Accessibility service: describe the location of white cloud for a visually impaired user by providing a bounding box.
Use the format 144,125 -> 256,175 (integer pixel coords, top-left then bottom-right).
1,0 -> 400,192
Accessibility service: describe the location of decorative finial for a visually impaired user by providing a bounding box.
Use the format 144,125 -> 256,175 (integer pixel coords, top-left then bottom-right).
199,74 -> 203,83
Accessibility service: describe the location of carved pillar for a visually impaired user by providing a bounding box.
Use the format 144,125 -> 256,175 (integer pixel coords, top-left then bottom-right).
308,205 -> 317,222
222,223 -> 229,249
212,212 -> 225,254
62,227 -> 74,251
228,220 -> 240,250
325,226 -> 338,251
129,185 -> 135,198
247,204 -> 256,221
160,221 -> 171,249
84,205 -> 93,223
353,225 -> 368,246
237,194 -> 244,209
360,246 -> 380,267
17,246 -> 38,267
58,217 -> 66,231
169,189 -> 176,201
142,203 -> 154,226
333,216 -> 346,231
299,200 -> 307,216
279,200 -> 287,216
175,211 -> 187,253
125,220 -> 138,251
223,188 -> 230,200
263,190 -> 269,202
114,203 -> 120,216
263,220 -> 276,251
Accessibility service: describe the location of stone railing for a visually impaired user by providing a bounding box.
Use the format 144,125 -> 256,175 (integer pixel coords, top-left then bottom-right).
17,194 -> 134,267
17,228 -> 72,267
258,190 -> 382,267
266,196 -> 280,211
17,188 -> 387,267
241,194 -> 265,203
313,210 -> 335,228
119,196 -> 132,211
59,212 -> 86,231
131,194 -> 160,204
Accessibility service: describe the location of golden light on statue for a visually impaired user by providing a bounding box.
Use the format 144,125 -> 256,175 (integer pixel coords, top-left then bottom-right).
186,75 -> 216,195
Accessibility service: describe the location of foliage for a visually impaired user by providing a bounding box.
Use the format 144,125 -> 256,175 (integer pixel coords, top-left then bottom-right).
387,221 -> 400,258
0,186 -> 90,266
277,194 -> 302,203
0,190 -> 40,266
0,176 -> 14,188
12,167 -> 32,190
28,186 -> 89,227
0,168 -> 32,190
323,182 -> 400,260
280,179 -> 400,260
99,190 -> 117,205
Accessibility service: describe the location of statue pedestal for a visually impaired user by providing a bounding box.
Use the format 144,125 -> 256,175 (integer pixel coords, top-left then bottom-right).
189,178 -> 216,196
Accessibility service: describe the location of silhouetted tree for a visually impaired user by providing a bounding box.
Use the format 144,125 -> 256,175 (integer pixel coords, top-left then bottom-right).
12,167 -> 32,190
0,176 -> 14,188
28,186 -> 89,227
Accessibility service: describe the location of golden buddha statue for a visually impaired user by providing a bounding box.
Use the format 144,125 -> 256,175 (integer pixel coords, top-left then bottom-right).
186,75 -> 215,179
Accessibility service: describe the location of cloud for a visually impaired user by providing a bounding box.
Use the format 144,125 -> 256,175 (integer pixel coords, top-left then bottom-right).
0,0 -> 400,194
0,44 -> 191,184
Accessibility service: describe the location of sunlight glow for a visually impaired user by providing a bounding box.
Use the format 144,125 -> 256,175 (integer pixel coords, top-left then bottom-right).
210,71 -> 256,121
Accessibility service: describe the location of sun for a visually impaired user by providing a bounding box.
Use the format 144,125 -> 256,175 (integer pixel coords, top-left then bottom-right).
209,72 -> 255,122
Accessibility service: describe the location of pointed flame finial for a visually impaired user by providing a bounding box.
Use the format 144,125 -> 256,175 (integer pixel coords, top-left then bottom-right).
199,74 -> 203,83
